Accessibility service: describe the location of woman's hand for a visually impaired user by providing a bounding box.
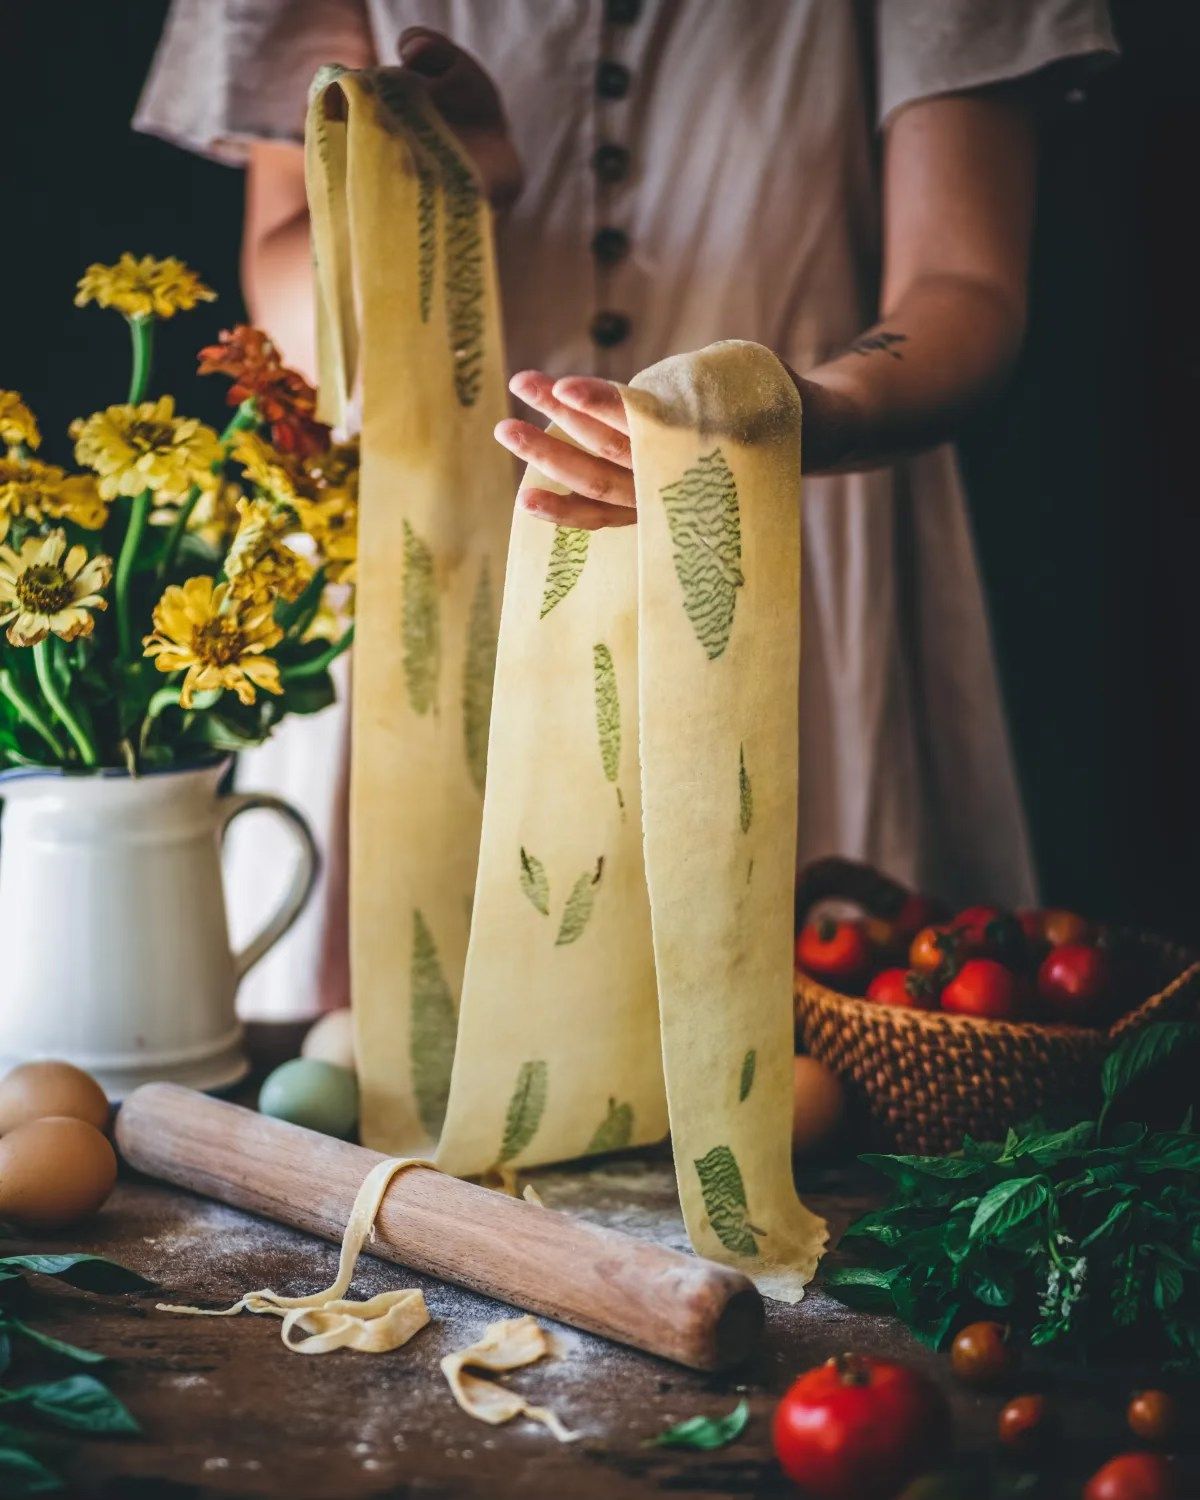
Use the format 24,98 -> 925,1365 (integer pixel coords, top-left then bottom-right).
398,28 -> 522,209
495,369 -> 862,529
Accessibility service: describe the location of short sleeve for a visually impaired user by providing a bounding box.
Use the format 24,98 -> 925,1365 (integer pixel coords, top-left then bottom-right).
133,0 -> 372,166
876,0 -> 1118,128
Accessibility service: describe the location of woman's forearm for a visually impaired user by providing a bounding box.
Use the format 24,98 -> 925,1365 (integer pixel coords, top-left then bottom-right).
242,207 -> 318,380
797,269 -> 1027,474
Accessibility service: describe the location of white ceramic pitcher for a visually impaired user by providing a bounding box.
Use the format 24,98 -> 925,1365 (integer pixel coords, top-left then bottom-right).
0,756 -> 317,1098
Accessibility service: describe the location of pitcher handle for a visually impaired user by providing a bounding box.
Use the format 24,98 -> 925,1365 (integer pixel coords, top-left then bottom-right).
218,792 -> 321,981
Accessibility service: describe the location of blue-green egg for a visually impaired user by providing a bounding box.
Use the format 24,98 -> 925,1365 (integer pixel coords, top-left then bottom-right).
258,1058 -> 359,1138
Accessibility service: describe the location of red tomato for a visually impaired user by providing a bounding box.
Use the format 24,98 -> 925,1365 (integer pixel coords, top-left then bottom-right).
1037,943 -> 1111,1024
941,960 -> 1021,1021
796,919 -> 870,985
951,905 -> 1003,942
866,968 -> 933,1009
772,1354 -> 949,1500
1083,1452 -> 1177,1500
1042,907 -> 1092,947
910,926 -> 955,975
1016,908 -> 1047,948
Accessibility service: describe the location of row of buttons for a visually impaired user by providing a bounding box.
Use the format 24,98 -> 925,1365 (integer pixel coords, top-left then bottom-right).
591,0 -> 638,349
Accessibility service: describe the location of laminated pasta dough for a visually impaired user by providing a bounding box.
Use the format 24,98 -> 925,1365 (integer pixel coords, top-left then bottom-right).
306,69 -> 827,1300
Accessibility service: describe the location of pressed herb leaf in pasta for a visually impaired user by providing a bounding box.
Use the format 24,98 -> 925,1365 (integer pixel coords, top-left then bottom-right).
660,447 -> 743,660
738,1049 -> 757,1102
519,846 -> 550,917
410,909 -> 458,1136
738,744 -> 752,833
694,1145 -> 760,1258
593,643 -> 620,784
462,559 -> 497,792
555,858 -> 604,946
586,1097 -> 634,1154
401,520 -> 439,715
499,1060 -> 548,1163
539,526 -> 589,618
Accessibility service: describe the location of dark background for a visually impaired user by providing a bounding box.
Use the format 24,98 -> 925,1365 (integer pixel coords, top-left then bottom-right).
4,2 -> 1197,944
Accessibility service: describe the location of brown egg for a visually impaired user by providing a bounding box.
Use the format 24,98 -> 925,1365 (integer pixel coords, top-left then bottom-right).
0,1116 -> 118,1228
0,1060 -> 110,1134
791,1054 -> 846,1156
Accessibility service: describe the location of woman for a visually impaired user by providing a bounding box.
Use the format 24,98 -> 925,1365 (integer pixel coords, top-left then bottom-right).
137,0 -> 1115,1018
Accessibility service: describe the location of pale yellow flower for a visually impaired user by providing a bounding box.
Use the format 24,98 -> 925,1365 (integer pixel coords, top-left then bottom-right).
143,576 -> 283,708
0,458 -> 109,540
234,432 -> 357,582
225,496 -> 314,603
0,529 -> 111,646
74,254 -> 215,320
232,430 -> 319,509
72,396 -> 220,504
0,390 -> 40,451
293,489 -> 357,584
186,480 -> 243,549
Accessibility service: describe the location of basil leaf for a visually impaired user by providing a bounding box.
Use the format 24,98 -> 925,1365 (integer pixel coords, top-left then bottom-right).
0,1256 -> 151,1293
10,1321 -> 107,1365
12,1375 -> 139,1435
0,1445 -> 61,1496
968,1267 -> 1016,1308
1138,1133 -> 1200,1174
969,1178 -> 1049,1242
1081,1198 -> 1133,1247
861,1153 -> 987,1181
650,1398 -> 749,1450
1010,1122 -> 1095,1164
821,1266 -> 899,1314
0,1330 -> 10,1378
1154,1261 -> 1185,1311
1100,1023 -> 1200,1118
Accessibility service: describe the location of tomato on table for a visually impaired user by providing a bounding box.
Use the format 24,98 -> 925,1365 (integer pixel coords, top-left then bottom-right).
941,960 -> 1022,1021
771,1353 -> 949,1500
1037,943 -> 1111,1024
796,918 -> 870,986
1083,1452 -> 1177,1500
949,1320 -> 1017,1386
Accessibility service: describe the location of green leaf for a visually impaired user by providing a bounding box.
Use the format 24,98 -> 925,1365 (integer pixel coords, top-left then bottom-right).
968,1268 -> 1016,1308
539,526 -> 589,618
0,1445 -> 62,1496
462,559 -> 496,793
1138,1132 -> 1200,1174
498,1060 -> 548,1164
279,672 -> 335,716
839,1208 -> 922,1249
0,1256 -> 150,1294
660,447 -> 743,660
649,1398 -> 749,1451
738,1049 -> 756,1102
693,1145 -> 759,1258
1006,1122 -> 1096,1165
861,1153 -> 989,1184
518,847 -> 550,916
1100,1023 -> 1200,1118
1080,1199 -> 1133,1247
592,644 -> 620,784
410,910 -> 458,1138
13,1375 -> 138,1435
1154,1260 -> 1185,1311
401,519 -> 439,715
555,859 -> 603,946
969,1177 -> 1049,1242
586,1097 -> 634,1154
9,1321 -> 107,1365
738,744 -> 752,834
822,1265 -> 899,1313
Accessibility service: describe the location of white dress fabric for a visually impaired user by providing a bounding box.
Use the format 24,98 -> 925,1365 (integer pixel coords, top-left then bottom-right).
136,0 -> 1115,1019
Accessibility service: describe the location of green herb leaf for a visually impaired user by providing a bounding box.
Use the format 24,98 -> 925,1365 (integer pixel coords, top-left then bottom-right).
969,1177 -> 1049,1242
0,1256 -> 151,1293
821,1266 -> 898,1313
0,1444 -> 61,1496
861,1153 -> 989,1184
10,1375 -> 139,1435
649,1398 -> 749,1450
1100,1023 -> 1200,1123
10,1322 -> 107,1365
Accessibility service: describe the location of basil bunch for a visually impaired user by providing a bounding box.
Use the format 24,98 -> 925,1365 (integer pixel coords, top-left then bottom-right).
825,1023 -> 1200,1366
0,1253 -> 148,1495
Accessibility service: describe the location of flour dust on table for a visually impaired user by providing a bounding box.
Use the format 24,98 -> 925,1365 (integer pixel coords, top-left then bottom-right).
306,66 -> 825,1300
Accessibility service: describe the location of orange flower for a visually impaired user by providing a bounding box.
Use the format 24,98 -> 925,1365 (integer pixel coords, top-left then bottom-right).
198,325 -> 330,458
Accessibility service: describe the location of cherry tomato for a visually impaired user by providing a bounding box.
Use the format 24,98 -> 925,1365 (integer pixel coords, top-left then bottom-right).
951,905 -> 1003,943
1017,908 -> 1048,949
949,1321 -> 1017,1387
865,895 -> 942,954
1041,907 -> 1092,947
910,926 -> 955,975
866,968 -> 933,1008
1127,1390 -> 1179,1445
1083,1452 -> 1177,1500
997,1394 -> 1056,1456
941,961 -> 1021,1022
1037,943 -> 1111,1024
772,1353 -> 949,1500
796,919 -> 870,986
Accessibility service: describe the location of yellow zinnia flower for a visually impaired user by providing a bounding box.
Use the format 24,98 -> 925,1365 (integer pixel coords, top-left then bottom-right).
0,529 -> 111,646
225,496 -> 314,603
293,489 -> 358,584
187,480 -> 243,549
72,396 -> 220,504
0,390 -> 40,451
74,254 -> 216,321
0,459 -> 109,540
143,576 -> 283,708
232,430 -> 319,509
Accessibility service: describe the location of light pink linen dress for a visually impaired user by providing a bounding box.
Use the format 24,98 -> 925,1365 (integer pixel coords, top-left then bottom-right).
137,0 -> 1115,1018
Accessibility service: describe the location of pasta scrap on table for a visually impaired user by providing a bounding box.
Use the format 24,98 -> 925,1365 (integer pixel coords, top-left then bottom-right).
441,1315 -> 579,1443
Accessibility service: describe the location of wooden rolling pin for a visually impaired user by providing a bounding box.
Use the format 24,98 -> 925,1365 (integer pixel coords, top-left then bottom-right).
116,1084 -> 763,1371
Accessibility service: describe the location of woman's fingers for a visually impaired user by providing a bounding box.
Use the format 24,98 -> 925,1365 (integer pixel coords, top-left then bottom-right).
494,419 -> 636,509
519,487 -> 638,530
551,376 -> 631,436
509,370 -> 631,466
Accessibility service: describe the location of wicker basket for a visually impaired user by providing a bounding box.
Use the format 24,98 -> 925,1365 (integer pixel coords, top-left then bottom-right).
793,858 -> 1200,1154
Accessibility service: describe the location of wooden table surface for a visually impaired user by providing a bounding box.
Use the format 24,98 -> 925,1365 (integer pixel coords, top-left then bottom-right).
12,1027 -> 1196,1500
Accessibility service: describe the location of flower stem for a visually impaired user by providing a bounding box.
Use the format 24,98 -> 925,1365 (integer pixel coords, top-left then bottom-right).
0,667 -> 67,761
33,641 -> 97,766
127,315 -> 155,404
115,489 -> 152,658
281,624 -> 354,681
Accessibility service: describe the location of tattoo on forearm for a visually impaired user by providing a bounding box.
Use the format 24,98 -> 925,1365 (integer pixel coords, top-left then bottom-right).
846,330 -> 907,360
